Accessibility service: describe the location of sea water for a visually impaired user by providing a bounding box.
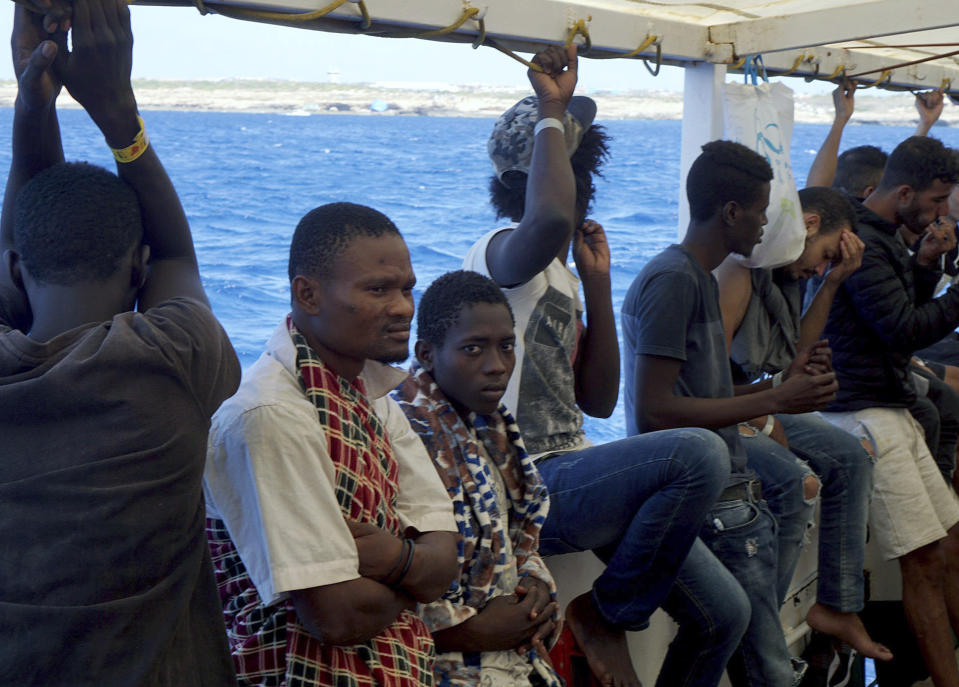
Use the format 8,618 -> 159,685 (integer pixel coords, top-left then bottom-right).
1,108 -> 956,441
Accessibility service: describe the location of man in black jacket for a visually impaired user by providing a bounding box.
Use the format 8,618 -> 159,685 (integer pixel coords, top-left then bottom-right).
820,136 -> 959,687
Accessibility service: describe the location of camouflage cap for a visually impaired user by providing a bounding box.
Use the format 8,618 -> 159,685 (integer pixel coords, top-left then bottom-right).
488,95 -> 597,188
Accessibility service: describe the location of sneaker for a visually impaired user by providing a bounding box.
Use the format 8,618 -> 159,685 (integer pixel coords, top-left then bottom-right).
826,646 -> 857,687
792,657 -> 809,687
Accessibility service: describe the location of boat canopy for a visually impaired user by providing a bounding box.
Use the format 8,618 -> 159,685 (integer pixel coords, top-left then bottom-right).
140,0 -> 959,95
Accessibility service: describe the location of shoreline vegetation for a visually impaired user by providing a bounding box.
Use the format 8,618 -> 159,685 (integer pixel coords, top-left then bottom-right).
0,79 -> 955,127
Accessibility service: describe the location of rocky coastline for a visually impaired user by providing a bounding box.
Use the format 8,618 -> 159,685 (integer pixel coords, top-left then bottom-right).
0,79 -> 954,127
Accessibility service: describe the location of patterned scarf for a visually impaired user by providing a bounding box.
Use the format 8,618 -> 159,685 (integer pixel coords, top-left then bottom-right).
393,363 -> 561,687
206,318 -> 434,687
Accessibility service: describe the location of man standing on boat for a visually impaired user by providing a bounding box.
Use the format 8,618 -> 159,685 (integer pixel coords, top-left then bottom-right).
204,201 -> 459,686
464,45 -> 734,687
816,135 -> 959,687
0,2 -> 241,684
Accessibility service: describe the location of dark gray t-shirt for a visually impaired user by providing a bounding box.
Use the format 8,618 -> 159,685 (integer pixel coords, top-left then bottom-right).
622,244 -> 751,479
0,298 -> 240,687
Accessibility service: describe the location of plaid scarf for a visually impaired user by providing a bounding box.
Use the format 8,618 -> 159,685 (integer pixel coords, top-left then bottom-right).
393,363 -> 560,687
206,318 -> 434,687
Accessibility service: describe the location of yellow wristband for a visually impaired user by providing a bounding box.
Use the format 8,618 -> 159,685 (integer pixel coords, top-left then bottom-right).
110,115 -> 149,164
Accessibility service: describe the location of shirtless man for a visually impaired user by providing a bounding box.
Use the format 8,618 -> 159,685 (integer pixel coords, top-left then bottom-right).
715,185 -> 891,661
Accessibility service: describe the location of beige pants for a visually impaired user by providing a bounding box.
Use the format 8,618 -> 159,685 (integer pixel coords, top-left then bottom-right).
821,407 -> 959,560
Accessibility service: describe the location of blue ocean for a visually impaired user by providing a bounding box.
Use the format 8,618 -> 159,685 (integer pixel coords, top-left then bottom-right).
3,108 -> 957,441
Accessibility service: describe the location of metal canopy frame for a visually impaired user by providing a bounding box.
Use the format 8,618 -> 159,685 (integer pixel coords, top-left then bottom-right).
139,0 -> 959,235
143,0 -> 959,95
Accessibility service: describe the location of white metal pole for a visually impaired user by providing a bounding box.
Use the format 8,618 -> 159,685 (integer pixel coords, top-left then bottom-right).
678,62 -> 727,240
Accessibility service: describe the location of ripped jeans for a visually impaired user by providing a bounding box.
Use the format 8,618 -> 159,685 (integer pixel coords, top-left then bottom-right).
775,412 -> 873,613
660,435 -> 814,687
663,490 -> 792,687
741,433 -> 817,606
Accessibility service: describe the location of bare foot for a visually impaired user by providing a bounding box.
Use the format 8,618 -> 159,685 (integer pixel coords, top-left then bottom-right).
565,592 -> 642,687
806,602 -> 894,661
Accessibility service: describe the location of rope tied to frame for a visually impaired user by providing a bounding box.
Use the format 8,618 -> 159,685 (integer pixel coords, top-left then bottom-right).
416,5 -> 481,38
487,17 -> 592,73
491,30 -> 660,74
825,64 -> 847,81
488,39 -> 544,72
777,52 -> 810,77
197,0 -> 371,30
180,0 -> 956,96
564,18 -> 591,52
857,69 -> 892,89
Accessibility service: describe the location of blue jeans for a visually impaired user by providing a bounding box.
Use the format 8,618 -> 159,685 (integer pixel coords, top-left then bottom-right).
775,412 -> 873,612
660,537 -> 750,687
536,428 -> 729,631
741,433 -> 815,605
700,496 -> 795,687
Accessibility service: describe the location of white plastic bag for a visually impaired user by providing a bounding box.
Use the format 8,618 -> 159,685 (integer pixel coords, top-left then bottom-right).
723,81 -> 805,269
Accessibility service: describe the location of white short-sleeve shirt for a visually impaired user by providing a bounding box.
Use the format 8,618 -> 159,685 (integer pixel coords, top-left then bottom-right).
204,321 -> 456,606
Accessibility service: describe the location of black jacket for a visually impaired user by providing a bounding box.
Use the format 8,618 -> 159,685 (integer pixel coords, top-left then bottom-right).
824,201 -> 959,410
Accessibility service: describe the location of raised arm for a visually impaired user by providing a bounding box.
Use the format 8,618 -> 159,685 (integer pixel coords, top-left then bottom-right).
485,45 -> 577,288
0,7 -> 65,330
798,229 -> 864,351
915,90 -> 944,137
572,219 -> 619,417
805,81 -> 854,188
57,0 -> 207,310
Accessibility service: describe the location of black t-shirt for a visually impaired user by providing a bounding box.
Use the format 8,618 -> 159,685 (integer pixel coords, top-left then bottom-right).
623,245 -> 753,483
0,298 -> 240,686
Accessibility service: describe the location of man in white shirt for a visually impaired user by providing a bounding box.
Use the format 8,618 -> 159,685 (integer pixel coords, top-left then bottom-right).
204,202 -> 459,687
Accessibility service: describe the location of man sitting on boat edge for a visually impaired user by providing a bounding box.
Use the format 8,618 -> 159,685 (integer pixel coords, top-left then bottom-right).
714,185 -> 892,662
806,84 -> 959,489
817,135 -> 959,687
624,140 -> 836,687
394,270 -> 562,687
463,44 -> 734,687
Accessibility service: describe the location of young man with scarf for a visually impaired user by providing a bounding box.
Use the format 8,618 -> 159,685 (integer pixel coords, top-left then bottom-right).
204,202 -> 459,687
394,270 -> 560,687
